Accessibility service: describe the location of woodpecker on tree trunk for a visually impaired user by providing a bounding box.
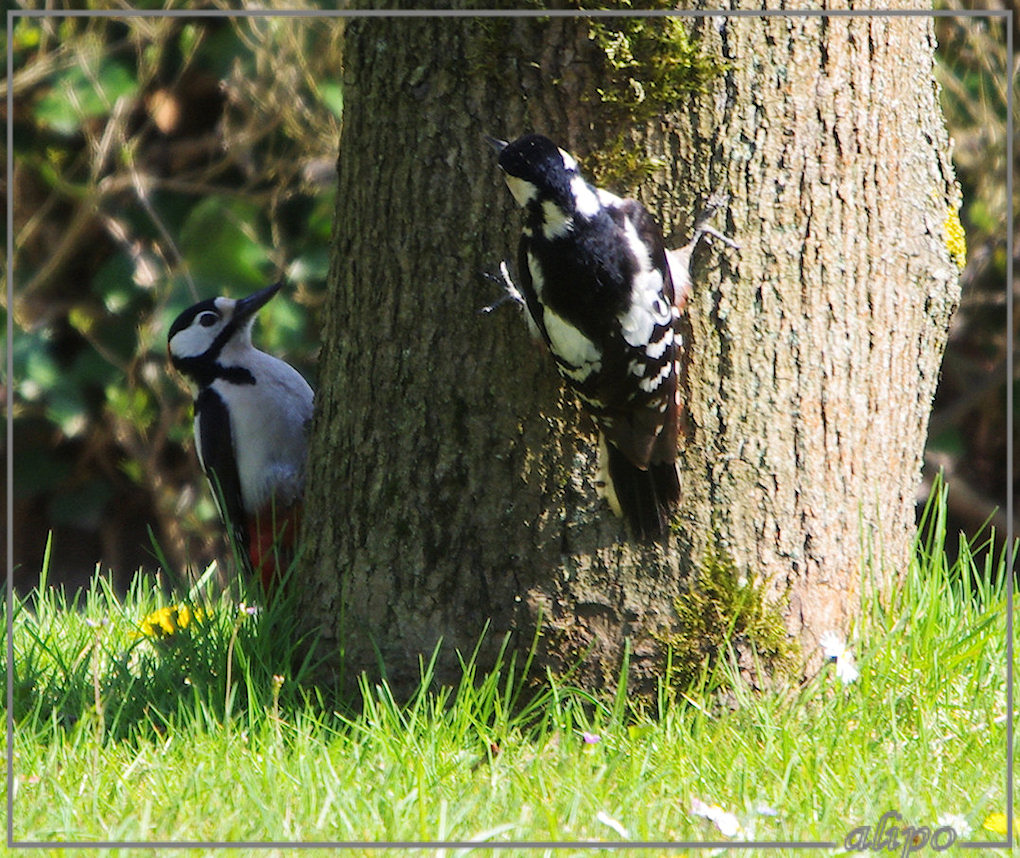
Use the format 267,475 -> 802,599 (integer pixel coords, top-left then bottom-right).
168,282 -> 314,589
489,133 -> 690,541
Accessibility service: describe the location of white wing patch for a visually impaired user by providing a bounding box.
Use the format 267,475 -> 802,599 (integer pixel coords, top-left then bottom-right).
544,307 -> 601,371
596,188 -> 624,208
618,267 -> 667,348
644,328 -> 672,360
638,360 -> 673,393
570,176 -> 601,218
558,148 -> 579,171
617,217 -> 671,349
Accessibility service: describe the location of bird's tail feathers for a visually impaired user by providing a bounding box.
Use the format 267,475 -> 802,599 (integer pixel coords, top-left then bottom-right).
597,434 -> 679,541
650,457 -> 681,511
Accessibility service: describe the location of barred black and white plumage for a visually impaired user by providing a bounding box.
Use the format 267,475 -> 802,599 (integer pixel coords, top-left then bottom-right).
490,133 -> 682,540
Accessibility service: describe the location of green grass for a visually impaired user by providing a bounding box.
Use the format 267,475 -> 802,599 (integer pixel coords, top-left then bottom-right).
5,484 -> 1013,855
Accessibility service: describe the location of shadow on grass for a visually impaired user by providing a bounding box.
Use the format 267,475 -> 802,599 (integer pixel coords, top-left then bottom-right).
10,476 -> 1011,752
9,542 -> 333,743
10,552 -> 659,760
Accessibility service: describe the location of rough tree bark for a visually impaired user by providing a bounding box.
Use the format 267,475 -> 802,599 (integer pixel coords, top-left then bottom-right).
682,10 -> 961,652
299,9 -> 960,700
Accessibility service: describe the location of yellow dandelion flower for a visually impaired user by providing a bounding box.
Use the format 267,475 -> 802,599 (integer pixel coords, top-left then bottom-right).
982,811 -> 1019,837
138,607 -> 167,639
177,604 -> 196,629
157,608 -> 176,635
137,604 -> 204,641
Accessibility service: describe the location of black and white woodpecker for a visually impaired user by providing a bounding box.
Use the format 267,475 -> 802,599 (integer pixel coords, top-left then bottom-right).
489,133 -> 684,540
167,282 -> 314,589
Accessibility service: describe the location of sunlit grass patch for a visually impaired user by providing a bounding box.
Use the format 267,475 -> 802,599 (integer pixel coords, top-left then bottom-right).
5,483 -> 1012,846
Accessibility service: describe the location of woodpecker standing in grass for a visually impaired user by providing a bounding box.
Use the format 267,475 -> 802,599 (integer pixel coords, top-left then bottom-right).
489,133 -> 684,540
168,282 -> 314,589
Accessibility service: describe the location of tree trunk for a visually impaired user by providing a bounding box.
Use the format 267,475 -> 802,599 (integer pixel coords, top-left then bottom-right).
300,10 -> 960,700
680,11 -> 961,655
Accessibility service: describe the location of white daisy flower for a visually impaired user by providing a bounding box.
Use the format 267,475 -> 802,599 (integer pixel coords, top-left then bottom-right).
835,651 -> 860,684
819,630 -> 847,659
691,797 -> 740,837
819,630 -> 859,684
936,813 -> 971,838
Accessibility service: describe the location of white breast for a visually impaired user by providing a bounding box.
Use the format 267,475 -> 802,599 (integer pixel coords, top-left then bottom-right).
211,350 -> 314,513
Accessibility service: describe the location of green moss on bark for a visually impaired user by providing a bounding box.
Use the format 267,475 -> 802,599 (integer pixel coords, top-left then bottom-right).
664,539 -> 798,691
583,14 -> 727,189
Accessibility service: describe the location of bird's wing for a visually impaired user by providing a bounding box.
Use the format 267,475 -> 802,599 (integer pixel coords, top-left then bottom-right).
516,233 -> 553,347
600,198 -> 681,470
611,197 -> 676,304
195,387 -> 249,556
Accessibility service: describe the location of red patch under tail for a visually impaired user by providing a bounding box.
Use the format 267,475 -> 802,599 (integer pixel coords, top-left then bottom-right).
247,501 -> 302,592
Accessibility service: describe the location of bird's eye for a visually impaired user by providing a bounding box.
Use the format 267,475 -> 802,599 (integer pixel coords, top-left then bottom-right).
198,312 -> 219,328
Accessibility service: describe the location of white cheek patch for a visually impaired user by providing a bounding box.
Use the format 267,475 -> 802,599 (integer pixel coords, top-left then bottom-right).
170,297 -> 237,359
558,148 -> 579,171
170,321 -> 222,359
505,175 -> 538,207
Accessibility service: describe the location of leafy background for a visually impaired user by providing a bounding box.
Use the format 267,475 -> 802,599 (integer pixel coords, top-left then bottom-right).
7,9 -> 340,592
4,6 -> 1013,594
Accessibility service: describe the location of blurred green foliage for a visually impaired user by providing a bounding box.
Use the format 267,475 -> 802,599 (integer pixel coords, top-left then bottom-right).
33,58 -> 139,135
8,10 -> 342,590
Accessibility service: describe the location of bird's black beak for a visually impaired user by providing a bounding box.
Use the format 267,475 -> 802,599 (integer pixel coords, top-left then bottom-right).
234,281 -> 282,322
484,135 -> 509,155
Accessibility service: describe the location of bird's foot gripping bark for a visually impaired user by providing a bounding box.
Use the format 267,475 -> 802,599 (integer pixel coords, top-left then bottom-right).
479,260 -> 526,314
689,192 -> 740,253
667,192 -> 740,311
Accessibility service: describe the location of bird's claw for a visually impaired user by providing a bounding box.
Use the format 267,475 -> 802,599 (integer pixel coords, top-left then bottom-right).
479,260 -> 526,314
689,192 -> 740,251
